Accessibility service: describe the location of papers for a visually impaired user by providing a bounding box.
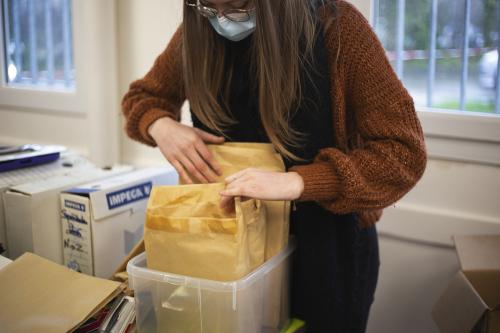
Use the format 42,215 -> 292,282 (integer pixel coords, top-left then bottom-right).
0,252 -> 123,333
98,295 -> 135,333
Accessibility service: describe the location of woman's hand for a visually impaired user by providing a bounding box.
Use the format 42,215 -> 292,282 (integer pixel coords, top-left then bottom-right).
148,117 -> 225,184
219,168 -> 304,213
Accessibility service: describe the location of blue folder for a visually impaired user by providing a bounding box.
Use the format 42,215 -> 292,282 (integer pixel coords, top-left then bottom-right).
0,144 -> 66,173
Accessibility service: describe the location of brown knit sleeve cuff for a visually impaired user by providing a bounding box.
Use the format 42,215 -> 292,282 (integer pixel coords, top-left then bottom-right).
289,162 -> 342,202
138,108 -> 176,146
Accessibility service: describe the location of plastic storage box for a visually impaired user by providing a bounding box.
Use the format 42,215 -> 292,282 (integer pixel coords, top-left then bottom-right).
127,242 -> 295,333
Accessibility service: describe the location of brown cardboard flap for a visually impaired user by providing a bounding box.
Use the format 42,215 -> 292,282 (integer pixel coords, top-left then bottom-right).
464,271 -> 500,309
453,235 -> 500,309
454,235 -> 500,271
432,272 -> 488,333
112,237 -> 145,278
489,310 -> 500,333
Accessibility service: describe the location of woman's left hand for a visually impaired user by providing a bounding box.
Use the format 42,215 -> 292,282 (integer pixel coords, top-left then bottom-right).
219,168 -> 304,213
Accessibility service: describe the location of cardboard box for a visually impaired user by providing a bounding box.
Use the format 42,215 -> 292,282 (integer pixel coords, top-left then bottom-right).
3,165 -> 133,263
61,167 -> 178,278
0,153 -> 94,257
432,235 -> 500,333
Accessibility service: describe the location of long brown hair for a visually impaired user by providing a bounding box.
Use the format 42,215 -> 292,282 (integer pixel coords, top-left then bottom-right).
183,0 -> 335,161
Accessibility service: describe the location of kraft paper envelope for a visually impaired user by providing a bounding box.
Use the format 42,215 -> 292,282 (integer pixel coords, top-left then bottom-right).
145,182 -> 266,281
198,142 -> 291,260
0,252 -> 123,333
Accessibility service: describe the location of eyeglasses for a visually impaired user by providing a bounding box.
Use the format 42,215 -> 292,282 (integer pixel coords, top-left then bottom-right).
185,0 -> 255,22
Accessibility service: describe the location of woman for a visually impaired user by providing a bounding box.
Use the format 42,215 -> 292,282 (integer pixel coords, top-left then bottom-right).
122,0 -> 427,331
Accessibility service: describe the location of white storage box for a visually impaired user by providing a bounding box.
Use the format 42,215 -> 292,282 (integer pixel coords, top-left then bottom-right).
3,165 -> 133,263
61,166 -> 178,278
127,242 -> 295,333
0,152 -> 94,258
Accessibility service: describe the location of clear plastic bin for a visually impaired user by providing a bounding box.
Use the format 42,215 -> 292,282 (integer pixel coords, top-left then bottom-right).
127,242 -> 295,333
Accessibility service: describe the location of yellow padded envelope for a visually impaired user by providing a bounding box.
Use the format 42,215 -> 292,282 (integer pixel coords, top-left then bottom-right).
145,183 -> 266,281
195,142 -> 291,260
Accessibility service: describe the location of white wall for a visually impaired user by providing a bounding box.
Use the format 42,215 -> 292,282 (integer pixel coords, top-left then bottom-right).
348,0 -> 372,20
0,109 -> 88,154
118,0 -> 184,166
368,159 -> 500,333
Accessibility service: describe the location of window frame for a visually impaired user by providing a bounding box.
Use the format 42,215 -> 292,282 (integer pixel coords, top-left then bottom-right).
417,108 -> 500,166
369,0 -> 500,166
0,0 -> 86,114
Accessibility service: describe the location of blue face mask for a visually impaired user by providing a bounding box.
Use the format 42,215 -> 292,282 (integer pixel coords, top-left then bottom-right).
208,13 -> 256,42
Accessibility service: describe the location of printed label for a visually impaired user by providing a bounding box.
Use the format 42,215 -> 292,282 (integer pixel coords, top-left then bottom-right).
64,200 -> 86,212
106,182 -> 153,209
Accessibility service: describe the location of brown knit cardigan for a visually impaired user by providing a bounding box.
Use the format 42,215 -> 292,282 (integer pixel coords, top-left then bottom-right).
121,1 -> 427,229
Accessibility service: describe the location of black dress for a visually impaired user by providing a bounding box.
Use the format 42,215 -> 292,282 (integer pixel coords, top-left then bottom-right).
191,20 -> 380,333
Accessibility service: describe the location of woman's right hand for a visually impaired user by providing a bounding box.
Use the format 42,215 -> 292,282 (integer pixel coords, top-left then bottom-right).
148,117 -> 225,184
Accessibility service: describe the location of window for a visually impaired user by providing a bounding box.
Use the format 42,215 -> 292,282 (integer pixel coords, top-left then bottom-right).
0,0 -> 84,113
373,0 -> 500,115
2,0 -> 74,91
372,0 -> 500,166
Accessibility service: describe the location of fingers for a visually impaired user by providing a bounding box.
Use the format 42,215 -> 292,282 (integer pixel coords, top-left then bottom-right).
219,195 -> 235,214
177,154 -> 210,184
171,159 -> 193,184
194,140 -> 223,177
194,128 -> 225,144
225,171 -> 244,184
186,148 -> 219,183
220,175 -> 253,197
225,168 -> 256,184
221,169 -> 259,197
152,120 -> 224,184
219,169 -> 263,213
170,137 -> 222,184
177,131 -> 223,183
220,185 -> 246,197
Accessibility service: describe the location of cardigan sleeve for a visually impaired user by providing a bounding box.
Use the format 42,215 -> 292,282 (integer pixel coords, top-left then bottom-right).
289,1 -> 427,213
121,26 -> 186,147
